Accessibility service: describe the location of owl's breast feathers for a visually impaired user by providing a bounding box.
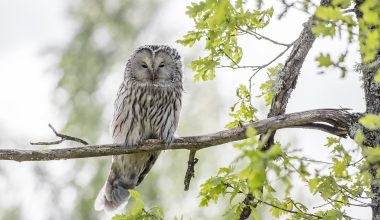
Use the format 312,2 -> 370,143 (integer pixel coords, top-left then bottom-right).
111,81 -> 182,146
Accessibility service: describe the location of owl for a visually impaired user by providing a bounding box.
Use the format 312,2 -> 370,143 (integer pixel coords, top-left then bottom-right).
95,45 -> 183,212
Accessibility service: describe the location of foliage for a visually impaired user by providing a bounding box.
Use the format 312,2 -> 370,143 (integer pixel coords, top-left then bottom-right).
177,0 -> 274,81
315,52 -> 348,77
226,85 -> 258,128
173,0 -> 379,219
359,113 -> 380,131
112,190 -> 164,220
356,0 -> 380,62
197,130 -> 371,219
53,0 -> 380,219
312,0 -> 380,79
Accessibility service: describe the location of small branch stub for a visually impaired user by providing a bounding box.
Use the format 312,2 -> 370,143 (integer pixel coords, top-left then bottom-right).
184,150 -> 198,191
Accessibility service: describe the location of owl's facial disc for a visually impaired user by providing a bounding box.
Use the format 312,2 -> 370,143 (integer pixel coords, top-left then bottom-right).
130,47 -> 179,87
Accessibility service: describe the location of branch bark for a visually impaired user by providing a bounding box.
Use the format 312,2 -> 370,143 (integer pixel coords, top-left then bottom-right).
354,1 -> 380,219
266,0 -> 332,146
240,1 -> 333,218
184,150 -> 198,191
0,109 -> 354,162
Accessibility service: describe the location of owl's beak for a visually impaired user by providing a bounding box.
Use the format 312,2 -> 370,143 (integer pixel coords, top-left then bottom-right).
151,71 -> 157,81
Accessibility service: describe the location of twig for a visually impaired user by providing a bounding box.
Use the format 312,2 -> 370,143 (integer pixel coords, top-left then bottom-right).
313,201 -> 332,209
291,156 -> 334,165
216,65 -> 260,69
257,198 -> 324,219
184,150 -> 198,191
238,28 -> 292,47
30,124 -> 88,146
329,198 -> 373,208
247,38 -> 296,101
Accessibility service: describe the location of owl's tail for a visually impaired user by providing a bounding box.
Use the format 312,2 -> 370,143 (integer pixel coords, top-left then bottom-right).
94,170 -> 135,212
95,153 -> 160,212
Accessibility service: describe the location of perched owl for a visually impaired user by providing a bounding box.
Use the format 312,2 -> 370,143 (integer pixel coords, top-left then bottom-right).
95,45 -> 183,212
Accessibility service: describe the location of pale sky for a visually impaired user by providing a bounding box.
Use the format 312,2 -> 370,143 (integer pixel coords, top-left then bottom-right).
0,0 -> 370,219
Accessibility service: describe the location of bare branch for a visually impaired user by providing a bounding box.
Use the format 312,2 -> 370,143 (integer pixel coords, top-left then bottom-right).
216,31 -> 296,73
239,193 -> 254,220
0,109 -> 355,162
265,0 -> 332,148
184,150 -> 198,191
238,28 -> 292,47
30,124 -> 88,146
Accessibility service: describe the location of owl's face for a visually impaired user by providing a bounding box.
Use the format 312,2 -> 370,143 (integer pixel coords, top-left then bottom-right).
125,45 -> 182,87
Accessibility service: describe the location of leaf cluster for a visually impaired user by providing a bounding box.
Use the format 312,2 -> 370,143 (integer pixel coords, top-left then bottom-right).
112,190 -> 165,220
177,0 -> 273,81
226,85 -> 258,128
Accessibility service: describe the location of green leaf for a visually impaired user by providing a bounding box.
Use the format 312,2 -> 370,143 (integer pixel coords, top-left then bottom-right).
218,167 -> 232,175
363,148 -> 380,164
156,207 -> 164,218
226,84 -> 257,128
354,129 -> 365,146
312,21 -> 336,37
359,114 -> 380,130
266,144 -> 283,159
375,69 -> 380,83
308,177 -> 319,192
332,0 -> 351,8
129,190 -> 145,215
332,158 -> 347,177
324,209 -> 344,220
246,126 -> 257,138
324,137 -> 339,147
176,31 -> 204,46
316,53 -> 334,67
315,6 -> 343,21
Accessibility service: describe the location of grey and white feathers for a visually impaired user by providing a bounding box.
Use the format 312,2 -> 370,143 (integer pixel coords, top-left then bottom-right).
95,45 -> 183,212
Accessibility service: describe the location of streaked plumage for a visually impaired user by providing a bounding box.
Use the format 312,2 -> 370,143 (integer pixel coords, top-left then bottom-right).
95,45 -> 183,212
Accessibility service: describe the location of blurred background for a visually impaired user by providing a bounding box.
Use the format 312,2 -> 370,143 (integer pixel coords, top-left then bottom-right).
0,0 -> 370,219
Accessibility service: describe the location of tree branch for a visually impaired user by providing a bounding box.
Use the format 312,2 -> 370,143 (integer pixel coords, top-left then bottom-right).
0,109 -> 355,162
240,1 -> 333,218
263,0 -> 332,149
268,0 -> 332,119
184,150 -> 198,191
30,123 -> 89,146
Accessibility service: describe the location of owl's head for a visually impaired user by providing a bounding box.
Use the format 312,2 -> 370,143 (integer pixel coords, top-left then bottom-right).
124,45 -> 183,87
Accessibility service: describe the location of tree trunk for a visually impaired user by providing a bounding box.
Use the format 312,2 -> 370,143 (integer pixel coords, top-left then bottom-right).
354,1 -> 380,219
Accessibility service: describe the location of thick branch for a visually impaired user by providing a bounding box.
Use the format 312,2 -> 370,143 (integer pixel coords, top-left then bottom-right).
0,109 -> 354,162
262,0 -> 332,150
268,0 -> 331,118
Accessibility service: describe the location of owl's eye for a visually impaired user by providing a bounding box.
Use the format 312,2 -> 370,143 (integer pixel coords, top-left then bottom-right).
159,63 -> 165,68
141,64 -> 148,68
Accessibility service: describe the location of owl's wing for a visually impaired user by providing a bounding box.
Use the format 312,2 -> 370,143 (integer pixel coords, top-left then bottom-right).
135,152 -> 160,186
161,92 -> 182,145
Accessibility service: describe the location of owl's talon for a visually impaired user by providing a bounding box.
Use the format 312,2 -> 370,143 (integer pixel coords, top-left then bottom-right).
174,137 -> 184,142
